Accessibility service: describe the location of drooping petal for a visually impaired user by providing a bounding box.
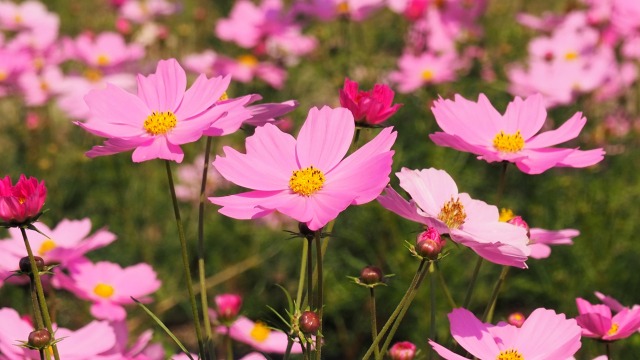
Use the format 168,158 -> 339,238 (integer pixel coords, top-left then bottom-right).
428,340 -> 470,360
514,148 -> 575,174
209,190 -> 281,219
556,148 -> 605,168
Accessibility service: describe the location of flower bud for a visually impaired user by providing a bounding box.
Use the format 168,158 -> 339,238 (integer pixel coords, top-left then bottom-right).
389,341 -> 417,360
28,329 -> 51,349
508,216 -> 530,238
416,227 -> 444,260
19,256 -> 45,273
299,310 -> 320,335
215,293 -> 242,323
359,266 -> 384,285
508,312 -> 526,328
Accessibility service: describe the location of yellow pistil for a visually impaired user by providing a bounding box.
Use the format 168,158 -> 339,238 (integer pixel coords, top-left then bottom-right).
608,323 -> 619,336
337,1 -> 349,14
499,208 -> 515,222
144,111 -> 177,135
421,69 -> 434,81
493,130 -> 525,153
496,348 -> 524,360
39,239 -> 56,255
438,197 -> 466,229
93,283 -> 115,298
250,322 -> 270,343
96,54 -> 110,67
289,166 -> 325,196
237,54 -> 259,68
84,68 -> 103,82
564,51 -> 578,61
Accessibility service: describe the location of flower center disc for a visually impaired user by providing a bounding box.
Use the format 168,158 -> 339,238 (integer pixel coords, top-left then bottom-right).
496,348 -> 524,360
493,130 -> 525,153
438,197 -> 466,229
422,69 -> 434,81
289,166 -> 325,196
250,322 -> 270,343
96,54 -> 110,66
39,239 -> 56,255
144,111 -> 177,135
94,283 -> 115,298
608,323 -> 619,336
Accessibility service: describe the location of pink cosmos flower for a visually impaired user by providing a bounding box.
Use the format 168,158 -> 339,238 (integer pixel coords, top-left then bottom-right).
55,261 -> 161,321
78,58 -> 245,163
377,168 -> 530,268
575,297 -> 640,341
389,51 -> 459,93
529,228 -> 579,259
71,32 -> 144,69
0,175 -> 46,225
595,291 -> 628,313
209,106 -> 397,231
0,307 -> 118,360
429,93 -> 605,174
106,321 -> 165,360
119,0 -> 177,23
17,65 -> 64,106
217,316 -> 303,353
430,308 -> 582,359
339,78 -> 402,125
295,0 -> 385,22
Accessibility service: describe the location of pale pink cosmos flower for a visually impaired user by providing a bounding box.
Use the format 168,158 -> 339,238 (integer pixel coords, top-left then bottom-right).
377,168 -> 530,268
429,93 -> 605,174
295,0 -> 385,22
389,51 -> 459,93
0,307 -> 118,360
119,0 -> 177,23
529,228 -> 580,259
430,308 -> 582,359
55,261 -> 161,321
71,31 -> 144,69
104,320 -> 165,359
339,77 -> 402,125
217,316 -> 303,353
78,58 -> 245,163
17,65 -> 64,106
0,175 -> 46,225
0,1 -> 53,30
209,106 -> 396,231
575,297 -> 640,341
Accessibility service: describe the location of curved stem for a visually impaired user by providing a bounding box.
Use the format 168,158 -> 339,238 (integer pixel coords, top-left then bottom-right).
369,288 -> 379,359
462,257 -> 483,309
165,160 -> 205,358
436,262 -> 456,309
20,228 -> 60,360
314,230 -> 324,360
198,137 -> 215,356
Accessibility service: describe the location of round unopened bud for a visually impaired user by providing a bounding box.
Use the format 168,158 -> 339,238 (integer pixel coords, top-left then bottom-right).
508,216 -> 530,238
389,341 -> 417,360
28,329 -> 51,349
508,312 -> 526,328
416,239 -> 442,260
359,266 -> 384,285
416,227 -> 441,244
19,256 -> 45,273
299,311 -> 320,334
298,222 -> 315,240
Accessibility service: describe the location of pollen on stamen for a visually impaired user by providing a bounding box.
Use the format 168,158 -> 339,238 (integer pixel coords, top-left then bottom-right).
438,196 -> 466,229
496,348 -> 524,360
493,130 -> 525,153
144,111 -> 178,136
289,166 -> 326,196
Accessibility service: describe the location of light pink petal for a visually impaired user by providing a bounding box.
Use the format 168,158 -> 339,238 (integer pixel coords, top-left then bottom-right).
209,190 -> 280,219
91,302 -> 127,321
525,112 -> 586,149
516,308 -> 582,359
556,148 -> 605,168
447,308 -> 501,359
112,263 -> 161,301
56,321 -> 117,357
85,137 -> 147,158
396,168 -> 458,217
82,84 -> 149,137
607,307 -> 640,340
174,74 -> 230,120
245,99 -> 299,126
377,186 -> 432,225
528,243 -> 552,259
514,148 -> 575,174
431,94 -> 502,145
530,228 -> 579,245
137,58 -> 186,111
295,106 -> 354,172
213,124 -> 297,191
303,190 -> 355,230
501,94 -> 546,138
429,132 -> 497,160
462,240 -> 529,268
131,136 -> 184,162
202,96 -> 254,136
428,340 -> 470,360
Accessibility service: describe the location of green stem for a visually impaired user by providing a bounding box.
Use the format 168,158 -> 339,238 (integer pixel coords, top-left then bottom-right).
296,240 -> 309,310
362,260 -> 426,360
606,342 -> 612,360
495,162 -> 509,208
165,160 -> 205,358
429,263 -> 436,360
198,137 -> 214,358
369,288 -> 379,359
19,228 -> 60,360
482,266 -> 511,322
284,339 -> 294,360
436,263 -> 457,308
462,257 -> 483,309
225,326 -> 233,360
307,237 -> 314,309
29,277 -> 44,329
314,230 -> 324,360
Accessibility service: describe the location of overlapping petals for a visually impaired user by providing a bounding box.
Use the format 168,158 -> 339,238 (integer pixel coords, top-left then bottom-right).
0,175 -> 46,225
575,298 -> 640,341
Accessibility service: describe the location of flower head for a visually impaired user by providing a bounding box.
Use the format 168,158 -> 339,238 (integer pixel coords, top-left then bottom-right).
389,341 -> 417,360
575,297 -> 640,341
215,293 -> 243,324
78,58 -> 247,163
0,175 -> 46,226
339,78 -> 402,125
377,168 -> 530,268
217,316 -> 303,353
210,106 -> 396,230
429,93 -> 605,174
429,308 -> 582,359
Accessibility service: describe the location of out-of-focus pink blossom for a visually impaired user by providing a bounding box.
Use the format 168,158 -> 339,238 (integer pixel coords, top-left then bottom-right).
389,341 -> 417,360
389,51 -> 458,93
0,175 -> 46,225
528,228 -> 579,259
217,316 -> 303,353
339,78 -> 402,125
17,65 -> 64,106
296,0 -> 385,22
70,32 -> 144,69
576,297 -> 640,341
215,293 -> 243,323
119,0 -> 177,24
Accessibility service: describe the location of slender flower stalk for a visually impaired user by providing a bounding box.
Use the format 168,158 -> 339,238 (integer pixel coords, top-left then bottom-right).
314,230 -> 324,360
165,160 -> 206,358
429,263 -> 436,360
198,136 -> 214,356
462,257 -> 483,309
369,287 -> 379,359
436,263 -> 456,308
483,266 -> 511,322
225,326 -> 233,360
20,228 -> 60,360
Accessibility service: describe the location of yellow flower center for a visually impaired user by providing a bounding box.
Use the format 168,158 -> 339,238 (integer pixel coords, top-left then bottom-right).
40,81 -> 49,91
438,197 -> 466,229
337,1 -> 349,14
14,14 -> 22,24
421,69 -> 434,81
84,68 -> 103,82
38,239 -> 56,255
289,166 -> 325,196
493,130 -> 525,153
608,323 -> 619,336
219,92 -> 229,101
0,71 -> 7,82
250,322 -> 270,343
499,208 -> 515,222
237,54 -> 259,68
94,283 -> 115,298
96,54 -> 110,66
496,348 -> 524,360
564,51 -> 578,61
144,111 -> 177,135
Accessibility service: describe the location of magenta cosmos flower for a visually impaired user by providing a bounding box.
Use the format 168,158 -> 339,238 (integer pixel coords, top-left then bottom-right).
377,168 -> 530,268
0,174 -> 46,225
339,77 -> 402,125
79,58 -> 247,163
209,106 -> 397,231
430,308 -> 582,359
429,93 -> 605,174
575,297 -> 640,341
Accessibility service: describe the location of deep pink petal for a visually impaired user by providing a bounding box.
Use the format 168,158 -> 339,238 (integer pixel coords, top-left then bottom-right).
209,190 -> 280,219
514,148 -> 575,174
